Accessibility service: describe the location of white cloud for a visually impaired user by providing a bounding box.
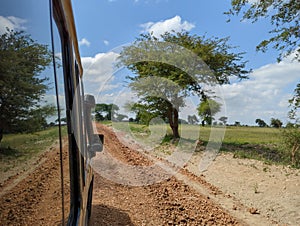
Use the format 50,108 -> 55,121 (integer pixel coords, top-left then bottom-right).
81,52 -> 121,99
0,16 -> 27,34
103,40 -> 109,46
219,59 -> 300,125
140,15 -> 195,38
79,38 -> 91,47
82,52 -> 119,80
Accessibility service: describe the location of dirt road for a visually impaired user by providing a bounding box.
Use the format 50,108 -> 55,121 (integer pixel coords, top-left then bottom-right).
90,124 -> 240,225
1,124 -> 297,225
0,140 -> 70,226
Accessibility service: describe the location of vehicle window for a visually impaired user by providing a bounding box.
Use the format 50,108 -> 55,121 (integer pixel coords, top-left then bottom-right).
0,1 -> 69,224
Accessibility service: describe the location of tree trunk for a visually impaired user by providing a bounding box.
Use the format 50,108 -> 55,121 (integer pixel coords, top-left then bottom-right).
168,108 -> 180,139
171,125 -> 180,138
173,108 -> 180,138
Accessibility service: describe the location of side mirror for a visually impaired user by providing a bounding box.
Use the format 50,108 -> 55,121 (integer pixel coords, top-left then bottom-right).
85,94 -> 104,158
88,134 -> 104,158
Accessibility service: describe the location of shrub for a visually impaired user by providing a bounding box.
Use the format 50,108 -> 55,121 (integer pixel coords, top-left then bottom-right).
282,128 -> 300,166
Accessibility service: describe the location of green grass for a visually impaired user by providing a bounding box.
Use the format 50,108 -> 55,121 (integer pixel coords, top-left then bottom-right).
0,126 -> 67,172
112,122 -> 282,145
112,122 -> 299,168
222,126 -> 281,145
219,127 -> 296,167
184,125 -> 298,167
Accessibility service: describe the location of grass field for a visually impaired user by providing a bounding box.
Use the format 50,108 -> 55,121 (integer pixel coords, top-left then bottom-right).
0,126 -> 67,172
110,122 -> 282,144
110,122 -> 299,168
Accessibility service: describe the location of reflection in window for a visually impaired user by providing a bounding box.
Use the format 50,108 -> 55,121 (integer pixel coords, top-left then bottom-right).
0,1 -> 69,225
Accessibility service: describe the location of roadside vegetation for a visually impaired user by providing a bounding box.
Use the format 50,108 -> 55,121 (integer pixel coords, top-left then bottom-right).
0,126 -> 66,173
220,127 -> 298,168
108,121 -> 300,168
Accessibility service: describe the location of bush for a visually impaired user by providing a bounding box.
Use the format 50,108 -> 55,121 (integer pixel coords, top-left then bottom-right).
282,128 -> 300,166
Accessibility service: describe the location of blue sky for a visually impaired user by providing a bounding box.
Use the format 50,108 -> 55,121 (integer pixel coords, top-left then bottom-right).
1,0 -> 299,125
73,0 -> 277,68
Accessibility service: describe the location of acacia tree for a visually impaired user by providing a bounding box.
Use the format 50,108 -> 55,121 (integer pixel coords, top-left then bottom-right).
0,29 -> 54,142
234,121 -> 241,127
270,118 -> 283,128
226,0 -> 300,61
125,102 -> 158,125
255,118 -> 267,127
198,99 -> 222,126
219,116 -> 228,125
94,103 -> 119,121
118,32 -> 249,138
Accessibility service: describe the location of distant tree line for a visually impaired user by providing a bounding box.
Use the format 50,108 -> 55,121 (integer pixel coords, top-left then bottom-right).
94,102 -> 294,129
255,118 -> 286,128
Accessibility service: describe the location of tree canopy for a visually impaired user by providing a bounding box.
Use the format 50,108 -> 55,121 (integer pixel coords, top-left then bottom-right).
0,29 -> 54,138
94,103 -> 119,121
270,118 -> 283,128
118,32 -> 249,138
94,103 -> 128,122
255,118 -> 268,127
219,116 -> 228,125
226,0 -> 300,61
125,102 -> 161,125
198,99 -> 222,126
